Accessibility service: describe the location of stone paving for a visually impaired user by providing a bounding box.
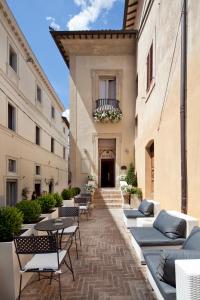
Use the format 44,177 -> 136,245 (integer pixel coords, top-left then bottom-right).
21,209 -> 155,300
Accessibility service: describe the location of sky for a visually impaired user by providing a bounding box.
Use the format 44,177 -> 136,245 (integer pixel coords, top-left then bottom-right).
7,0 -> 125,109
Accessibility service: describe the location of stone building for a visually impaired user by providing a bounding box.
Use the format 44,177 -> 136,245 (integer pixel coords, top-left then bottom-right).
0,0 -> 69,206
52,0 -> 200,219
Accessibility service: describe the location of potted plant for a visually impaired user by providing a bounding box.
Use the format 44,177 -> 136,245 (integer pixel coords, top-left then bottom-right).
87,174 -> 96,186
37,194 -> 57,219
16,200 -> 42,228
130,187 -> 143,208
121,184 -> 132,205
125,163 -> 137,186
61,188 -> 74,206
0,207 -> 32,299
53,193 -> 63,207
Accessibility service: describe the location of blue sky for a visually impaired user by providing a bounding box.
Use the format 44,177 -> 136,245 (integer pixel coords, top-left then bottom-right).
7,0 -> 125,109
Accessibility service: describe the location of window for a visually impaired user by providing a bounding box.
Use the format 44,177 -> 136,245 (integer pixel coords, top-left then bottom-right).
99,77 -> 116,99
147,43 -> 153,92
136,74 -> 138,98
51,106 -> 55,119
51,138 -> 54,153
8,103 -> 16,131
36,85 -> 42,103
63,146 -> 66,159
6,179 -> 18,206
8,159 -> 16,173
9,46 -> 17,73
36,165 -> 41,175
36,126 -> 40,145
63,127 -> 65,134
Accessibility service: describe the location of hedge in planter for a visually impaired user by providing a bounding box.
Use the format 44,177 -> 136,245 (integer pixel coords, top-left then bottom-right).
16,200 -> 41,223
61,189 -> 72,200
37,194 -> 56,213
70,187 -> 81,197
0,207 -> 23,242
53,193 -> 63,207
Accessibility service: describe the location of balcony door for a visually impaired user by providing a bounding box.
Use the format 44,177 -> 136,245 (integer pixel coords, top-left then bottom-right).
99,77 -> 116,99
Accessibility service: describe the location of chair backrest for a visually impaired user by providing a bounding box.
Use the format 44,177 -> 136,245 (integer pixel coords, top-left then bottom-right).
14,235 -> 58,255
74,196 -> 89,205
146,200 -> 160,217
58,206 -> 79,218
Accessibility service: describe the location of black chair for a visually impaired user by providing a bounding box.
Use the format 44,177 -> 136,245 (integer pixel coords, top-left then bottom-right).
14,235 -> 74,300
58,206 -> 81,259
74,195 -> 90,220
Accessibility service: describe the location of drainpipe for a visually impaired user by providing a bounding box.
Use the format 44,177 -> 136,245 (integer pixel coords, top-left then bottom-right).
180,0 -> 188,214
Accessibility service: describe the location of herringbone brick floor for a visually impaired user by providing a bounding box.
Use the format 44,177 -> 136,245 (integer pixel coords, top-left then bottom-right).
21,209 -> 155,300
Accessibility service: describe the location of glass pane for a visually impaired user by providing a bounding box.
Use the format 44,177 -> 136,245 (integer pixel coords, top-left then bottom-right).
108,79 -> 116,99
6,180 -> 17,206
99,79 -> 107,98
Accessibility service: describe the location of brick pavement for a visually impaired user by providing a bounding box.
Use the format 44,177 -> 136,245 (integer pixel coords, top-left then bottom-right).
21,209 -> 155,300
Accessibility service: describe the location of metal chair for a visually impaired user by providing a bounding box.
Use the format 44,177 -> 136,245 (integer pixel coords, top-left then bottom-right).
14,235 -> 74,300
58,206 -> 81,259
74,195 -> 90,220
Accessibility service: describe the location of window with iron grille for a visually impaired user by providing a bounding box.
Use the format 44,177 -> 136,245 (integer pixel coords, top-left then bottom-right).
51,106 -> 55,119
36,85 -> 42,103
36,126 -> 40,145
8,159 -> 17,173
63,146 -> 66,159
36,165 -> 41,175
146,43 -> 153,92
51,138 -> 54,153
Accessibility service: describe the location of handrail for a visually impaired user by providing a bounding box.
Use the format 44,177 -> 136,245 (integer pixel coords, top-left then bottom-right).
96,99 -> 120,110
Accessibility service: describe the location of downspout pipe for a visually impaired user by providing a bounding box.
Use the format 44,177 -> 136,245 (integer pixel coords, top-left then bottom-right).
180,0 -> 188,214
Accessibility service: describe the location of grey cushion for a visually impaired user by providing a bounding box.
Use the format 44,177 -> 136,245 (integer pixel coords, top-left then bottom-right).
153,210 -> 186,239
157,249 -> 200,287
138,200 -> 154,216
130,227 -> 185,246
123,209 -> 146,219
183,226 -> 200,250
144,252 -> 176,300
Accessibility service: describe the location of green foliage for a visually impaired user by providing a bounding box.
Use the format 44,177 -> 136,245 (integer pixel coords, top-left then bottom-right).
61,189 -> 72,200
16,200 -> 41,223
0,207 -> 23,242
70,187 -> 81,197
125,163 -> 137,186
53,193 -> 63,207
130,187 -> 142,199
37,194 -> 56,213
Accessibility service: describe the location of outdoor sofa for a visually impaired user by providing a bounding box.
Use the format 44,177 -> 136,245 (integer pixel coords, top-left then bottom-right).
130,210 -> 198,263
123,199 -> 160,228
143,226 -> 200,300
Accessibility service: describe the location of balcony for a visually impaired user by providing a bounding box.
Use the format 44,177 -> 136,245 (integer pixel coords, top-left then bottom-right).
93,98 -> 122,123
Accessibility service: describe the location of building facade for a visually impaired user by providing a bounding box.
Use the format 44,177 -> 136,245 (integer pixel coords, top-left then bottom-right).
52,0 -> 200,220
0,0 -> 69,206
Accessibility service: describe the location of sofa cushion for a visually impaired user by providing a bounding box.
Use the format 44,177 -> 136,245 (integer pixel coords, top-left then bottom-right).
130,227 -> 185,247
153,210 -> 186,239
144,252 -> 176,300
157,249 -> 200,287
123,209 -> 146,219
183,226 -> 200,250
138,200 -> 154,216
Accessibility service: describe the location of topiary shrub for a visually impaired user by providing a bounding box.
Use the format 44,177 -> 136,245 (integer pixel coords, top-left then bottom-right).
125,163 -> 137,186
37,194 -> 56,213
0,207 -> 23,242
53,193 -> 63,207
16,200 -> 41,223
70,187 -> 81,197
61,189 -> 72,200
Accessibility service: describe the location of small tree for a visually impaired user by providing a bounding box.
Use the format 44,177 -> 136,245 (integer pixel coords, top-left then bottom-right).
125,163 -> 137,186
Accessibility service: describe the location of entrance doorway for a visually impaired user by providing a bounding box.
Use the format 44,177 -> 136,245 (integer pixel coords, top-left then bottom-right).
101,159 -> 115,187
48,180 -> 54,194
35,182 -> 41,198
6,179 -> 18,206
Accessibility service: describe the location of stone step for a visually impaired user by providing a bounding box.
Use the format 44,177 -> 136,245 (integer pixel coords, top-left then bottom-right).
94,196 -> 122,200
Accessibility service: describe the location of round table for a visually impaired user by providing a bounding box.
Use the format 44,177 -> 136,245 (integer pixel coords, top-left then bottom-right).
35,217 -> 74,248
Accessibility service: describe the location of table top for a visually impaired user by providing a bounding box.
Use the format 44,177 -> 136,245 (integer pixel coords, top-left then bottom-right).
35,217 -> 74,232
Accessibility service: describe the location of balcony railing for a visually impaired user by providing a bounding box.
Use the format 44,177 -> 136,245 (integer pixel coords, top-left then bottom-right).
96,99 -> 120,111
93,99 -> 122,123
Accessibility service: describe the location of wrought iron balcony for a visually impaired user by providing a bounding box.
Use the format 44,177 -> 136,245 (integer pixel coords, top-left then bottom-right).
96,99 -> 120,111
93,99 -> 122,123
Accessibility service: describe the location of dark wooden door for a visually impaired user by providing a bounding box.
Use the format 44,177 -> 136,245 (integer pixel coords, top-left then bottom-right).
101,159 -> 115,187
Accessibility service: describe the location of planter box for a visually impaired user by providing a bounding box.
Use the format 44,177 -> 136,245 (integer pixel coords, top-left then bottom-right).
130,194 -> 141,209
41,208 -> 58,220
88,180 -> 96,186
123,193 -> 131,205
0,228 -> 32,300
63,199 -> 74,207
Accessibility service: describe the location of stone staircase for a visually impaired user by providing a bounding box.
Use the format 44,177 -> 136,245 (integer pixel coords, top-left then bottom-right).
93,188 -> 122,209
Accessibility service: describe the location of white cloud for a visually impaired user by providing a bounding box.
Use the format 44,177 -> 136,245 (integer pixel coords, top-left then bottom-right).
46,16 -> 60,31
67,0 -> 117,31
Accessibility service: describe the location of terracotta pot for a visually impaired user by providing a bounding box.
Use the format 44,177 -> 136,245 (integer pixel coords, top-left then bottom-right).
130,194 -> 141,209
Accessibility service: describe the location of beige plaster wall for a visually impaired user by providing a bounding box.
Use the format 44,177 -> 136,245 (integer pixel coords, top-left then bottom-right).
0,3 -> 68,205
69,53 -> 136,187
135,0 -> 200,220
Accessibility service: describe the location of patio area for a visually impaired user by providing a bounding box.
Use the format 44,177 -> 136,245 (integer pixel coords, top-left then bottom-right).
21,209 -> 155,300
